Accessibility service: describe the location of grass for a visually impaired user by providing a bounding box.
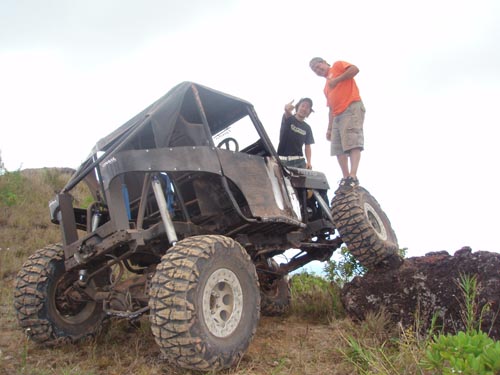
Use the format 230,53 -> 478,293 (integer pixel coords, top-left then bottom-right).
290,272 -> 344,322
1,168 -> 499,374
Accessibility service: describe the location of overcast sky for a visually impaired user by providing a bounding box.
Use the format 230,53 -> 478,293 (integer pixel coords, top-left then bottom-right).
1,0 -> 499,257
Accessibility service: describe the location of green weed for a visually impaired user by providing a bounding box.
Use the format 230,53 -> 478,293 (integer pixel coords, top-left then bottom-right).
0,170 -> 23,206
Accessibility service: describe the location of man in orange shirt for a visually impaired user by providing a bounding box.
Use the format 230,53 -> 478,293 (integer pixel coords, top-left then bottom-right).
309,57 -> 365,193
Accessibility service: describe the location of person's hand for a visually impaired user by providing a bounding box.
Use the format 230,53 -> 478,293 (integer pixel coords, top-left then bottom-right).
306,162 -> 312,170
326,129 -> 332,141
327,78 -> 338,89
284,99 -> 294,114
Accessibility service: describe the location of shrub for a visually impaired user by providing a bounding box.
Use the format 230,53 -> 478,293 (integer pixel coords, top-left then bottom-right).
290,272 -> 344,321
422,330 -> 500,374
323,246 -> 366,287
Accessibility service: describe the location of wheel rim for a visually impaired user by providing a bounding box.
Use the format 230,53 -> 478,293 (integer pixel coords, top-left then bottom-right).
202,268 -> 243,338
364,202 -> 388,241
51,272 -> 98,325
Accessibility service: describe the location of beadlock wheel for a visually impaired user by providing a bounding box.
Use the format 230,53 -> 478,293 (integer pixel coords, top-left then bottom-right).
331,187 -> 402,269
202,268 -> 243,337
149,235 -> 260,371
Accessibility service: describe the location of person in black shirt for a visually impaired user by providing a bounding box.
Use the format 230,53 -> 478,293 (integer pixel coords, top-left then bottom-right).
277,98 -> 315,169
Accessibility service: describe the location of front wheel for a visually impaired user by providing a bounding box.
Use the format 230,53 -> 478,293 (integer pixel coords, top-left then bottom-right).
331,187 -> 402,269
149,235 -> 260,371
14,244 -> 107,344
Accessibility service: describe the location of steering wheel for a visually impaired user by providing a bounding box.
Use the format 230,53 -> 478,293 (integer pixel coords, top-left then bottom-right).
216,137 -> 239,152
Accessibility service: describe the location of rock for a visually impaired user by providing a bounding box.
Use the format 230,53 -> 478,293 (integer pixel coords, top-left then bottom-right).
341,247 -> 500,338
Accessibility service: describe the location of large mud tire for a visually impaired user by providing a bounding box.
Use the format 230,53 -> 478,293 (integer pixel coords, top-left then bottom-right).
14,244 -> 107,344
260,277 -> 291,316
331,187 -> 402,269
149,235 -> 260,371
257,259 -> 291,317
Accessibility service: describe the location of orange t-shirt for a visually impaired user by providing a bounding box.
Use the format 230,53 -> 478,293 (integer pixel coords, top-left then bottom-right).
324,61 -> 361,116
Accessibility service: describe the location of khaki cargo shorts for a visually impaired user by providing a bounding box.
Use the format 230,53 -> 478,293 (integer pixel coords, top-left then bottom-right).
331,101 -> 365,156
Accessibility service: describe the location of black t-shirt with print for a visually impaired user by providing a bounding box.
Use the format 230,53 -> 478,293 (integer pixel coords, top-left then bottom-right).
277,114 -> 314,156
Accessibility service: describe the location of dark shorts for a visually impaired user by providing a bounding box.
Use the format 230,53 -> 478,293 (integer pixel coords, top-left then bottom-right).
331,101 -> 365,156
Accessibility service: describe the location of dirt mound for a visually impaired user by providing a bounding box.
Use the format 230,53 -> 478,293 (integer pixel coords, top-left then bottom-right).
341,247 -> 500,338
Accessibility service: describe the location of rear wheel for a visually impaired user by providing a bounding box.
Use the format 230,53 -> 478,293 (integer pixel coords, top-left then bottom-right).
331,187 -> 402,269
14,244 -> 107,344
257,259 -> 291,317
149,235 -> 260,371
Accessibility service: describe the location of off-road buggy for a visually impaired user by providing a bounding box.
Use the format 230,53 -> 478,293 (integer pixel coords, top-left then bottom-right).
14,82 -> 401,371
